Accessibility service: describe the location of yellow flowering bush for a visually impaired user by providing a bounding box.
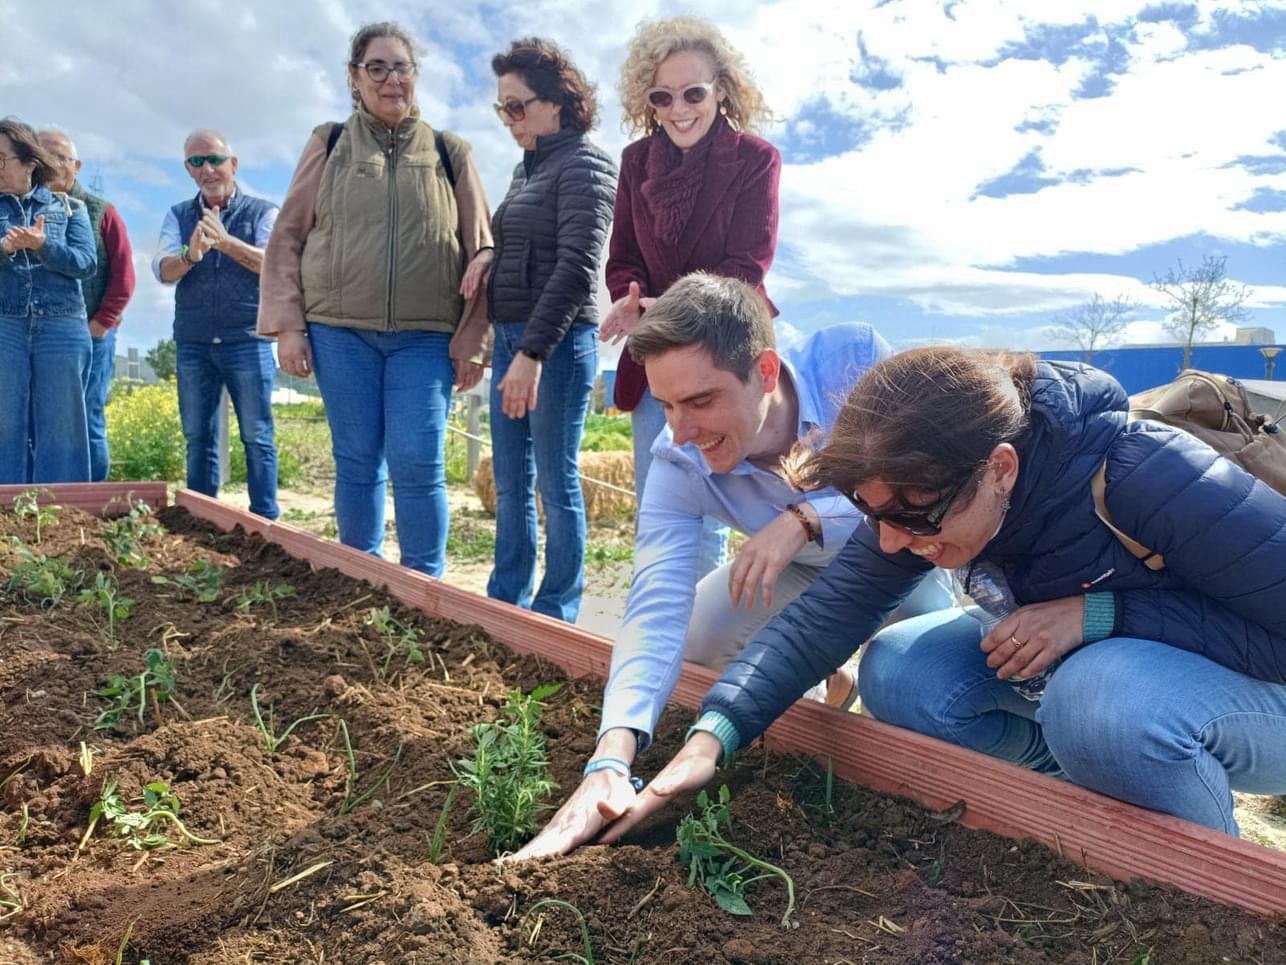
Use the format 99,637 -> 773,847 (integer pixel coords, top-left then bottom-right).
106,380 -> 186,482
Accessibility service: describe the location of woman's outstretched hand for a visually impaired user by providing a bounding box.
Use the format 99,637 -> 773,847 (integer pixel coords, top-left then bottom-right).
597,732 -> 721,844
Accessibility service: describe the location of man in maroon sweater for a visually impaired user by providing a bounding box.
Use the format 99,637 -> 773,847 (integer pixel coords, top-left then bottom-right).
39,129 -> 137,481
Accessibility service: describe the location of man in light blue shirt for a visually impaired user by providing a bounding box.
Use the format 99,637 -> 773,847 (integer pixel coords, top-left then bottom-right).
513,273 -> 950,860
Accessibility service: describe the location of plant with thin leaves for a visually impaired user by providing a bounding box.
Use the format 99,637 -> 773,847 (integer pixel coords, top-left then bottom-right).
676,785 -> 797,928
94,648 -> 177,730
428,783 -> 458,864
78,571 -> 136,646
12,488 -> 59,544
0,870 -> 21,923
78,779 -> 218,852
452,683 -> 562,855
521,897 -> 596,965
5,549 -> 82,607
151,560 -> 223,603
100,498 -> 162,566
250,683 -> 329,753
364,605 -> 426,678
338,719 -> 403,815
237,580 -> 295,622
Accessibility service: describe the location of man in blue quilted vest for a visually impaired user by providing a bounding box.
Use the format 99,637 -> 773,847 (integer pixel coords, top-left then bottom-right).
153,129 -> 280,518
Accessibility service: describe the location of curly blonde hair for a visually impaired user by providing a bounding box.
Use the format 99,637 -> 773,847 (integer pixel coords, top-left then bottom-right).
618,16 -> 771,136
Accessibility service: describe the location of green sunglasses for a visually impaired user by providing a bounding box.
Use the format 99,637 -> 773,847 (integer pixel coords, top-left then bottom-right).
186,154 -> 230,169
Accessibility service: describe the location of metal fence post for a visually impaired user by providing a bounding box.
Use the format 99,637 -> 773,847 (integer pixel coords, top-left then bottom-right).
218,389 -> 231,486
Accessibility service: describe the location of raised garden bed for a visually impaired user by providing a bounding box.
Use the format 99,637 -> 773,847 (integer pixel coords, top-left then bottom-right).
0,486 -> 1283,964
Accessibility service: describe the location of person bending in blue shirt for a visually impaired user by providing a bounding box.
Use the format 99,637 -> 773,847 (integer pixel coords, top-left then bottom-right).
511,272 -> 951,859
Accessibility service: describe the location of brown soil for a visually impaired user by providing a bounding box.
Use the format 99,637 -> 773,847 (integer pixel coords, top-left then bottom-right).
1,504 -> 1283,965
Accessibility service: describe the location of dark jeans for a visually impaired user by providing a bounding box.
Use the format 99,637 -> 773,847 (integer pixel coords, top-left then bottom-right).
487,322 -> 597,622
176,339 -> 279,519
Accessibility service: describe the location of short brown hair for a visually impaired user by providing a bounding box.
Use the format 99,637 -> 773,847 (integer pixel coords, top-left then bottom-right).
491,38 -> 599,132
627,273 -> 774,382
803,347 -> 1037,504
0,117 -> 56,188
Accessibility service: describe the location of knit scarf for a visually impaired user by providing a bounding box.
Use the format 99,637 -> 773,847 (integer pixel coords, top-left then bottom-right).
639,114 -> 725,247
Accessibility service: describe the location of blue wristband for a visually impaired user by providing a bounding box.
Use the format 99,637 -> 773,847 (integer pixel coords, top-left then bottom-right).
583,757 -> 644,791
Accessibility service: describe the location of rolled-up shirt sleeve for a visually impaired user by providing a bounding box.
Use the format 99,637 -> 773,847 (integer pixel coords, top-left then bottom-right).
152,209 -> 181,284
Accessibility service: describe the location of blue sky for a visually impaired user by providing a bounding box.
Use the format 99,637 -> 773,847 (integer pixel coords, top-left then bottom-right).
6,0 -> 1284,359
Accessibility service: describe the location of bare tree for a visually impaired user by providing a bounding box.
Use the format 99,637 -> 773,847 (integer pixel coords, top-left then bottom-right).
1048,293 -> 1136,364
1152,255 -> 1250,369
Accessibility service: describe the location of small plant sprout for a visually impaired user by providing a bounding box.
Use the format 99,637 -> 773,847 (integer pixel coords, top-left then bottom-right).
5,549 -> 82,607
12,488 -> 60,544
364,605 -> 426,678
237,580 -> 295,622
676,785 -> 797,929
249,683 -> 330,753
453,683 -> 562,855
428,783 -> 458,864
78,571 -> 136,646
100,497 -> 162,567
78,779 -> 219,853
151,560 -> 223,603
0,870 -> 21,923
522,898 -> 597,965
94,649 -> 178,730
338,720 -> 404,815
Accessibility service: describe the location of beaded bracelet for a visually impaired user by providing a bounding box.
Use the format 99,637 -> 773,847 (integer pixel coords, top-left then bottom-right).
784,503 -> 820,543
583,756 -> 645,791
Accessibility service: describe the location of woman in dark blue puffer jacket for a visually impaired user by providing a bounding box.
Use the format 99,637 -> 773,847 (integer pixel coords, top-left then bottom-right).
477,39 -> 618,623
602,346 -> 1286,838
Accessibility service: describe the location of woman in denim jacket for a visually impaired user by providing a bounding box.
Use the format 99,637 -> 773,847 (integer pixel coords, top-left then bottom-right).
0,117 -> 97,483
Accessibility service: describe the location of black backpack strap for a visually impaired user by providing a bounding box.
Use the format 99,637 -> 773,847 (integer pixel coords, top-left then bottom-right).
325,122 -> 343,158
435,130 -> 456,190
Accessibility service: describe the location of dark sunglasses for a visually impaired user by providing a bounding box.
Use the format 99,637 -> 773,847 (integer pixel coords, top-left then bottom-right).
645,81 -> 715,109
494,94 -> 540,122
186,154 -> 230,169
848,474 -> 973,537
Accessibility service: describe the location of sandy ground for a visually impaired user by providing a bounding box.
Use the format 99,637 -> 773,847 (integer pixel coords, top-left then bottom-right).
217,480 -> 1286,851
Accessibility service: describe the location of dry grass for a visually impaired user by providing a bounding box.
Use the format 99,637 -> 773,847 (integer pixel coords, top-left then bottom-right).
472,452 -> 636,522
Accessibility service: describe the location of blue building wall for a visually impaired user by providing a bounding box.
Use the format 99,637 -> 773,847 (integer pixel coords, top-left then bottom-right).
1039,344 -> 1286,394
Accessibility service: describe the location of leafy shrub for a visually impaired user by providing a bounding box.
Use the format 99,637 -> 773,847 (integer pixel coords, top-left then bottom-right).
106,381 -> 185,482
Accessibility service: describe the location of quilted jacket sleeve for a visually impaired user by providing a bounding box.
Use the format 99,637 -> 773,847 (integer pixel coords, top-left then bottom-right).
700,521 -> 931,746
1103,422 -> 1286,679
518,149 -> 618,359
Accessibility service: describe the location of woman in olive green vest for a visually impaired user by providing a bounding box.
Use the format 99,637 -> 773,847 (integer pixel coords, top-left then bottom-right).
261,20 -> 495,576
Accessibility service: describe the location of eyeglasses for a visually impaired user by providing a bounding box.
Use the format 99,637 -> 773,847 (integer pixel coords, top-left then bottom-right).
494,95 -> 540,122
353,61 -> 416,83
0,153 -> 14,170
186,154 -> 230,169
49,152 -> 77,165
848,474 -> 974,537
645,81 -> 716,110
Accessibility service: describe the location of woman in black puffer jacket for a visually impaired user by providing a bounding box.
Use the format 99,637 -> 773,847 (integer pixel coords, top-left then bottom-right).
477,38 -> 618,623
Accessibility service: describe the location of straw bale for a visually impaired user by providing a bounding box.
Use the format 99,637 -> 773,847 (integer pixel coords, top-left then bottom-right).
472,451 -> 636,522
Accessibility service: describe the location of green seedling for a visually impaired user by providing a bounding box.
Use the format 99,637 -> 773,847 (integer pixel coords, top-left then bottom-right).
100,498 -> 162,566
151,560 -> 223,603
237,580 -> 295,622
522,898 -> 596,965
453,683 -> 562,855
94,648 -> 177,730
5,549 -> 82,607
338,719 -> 403,815
78,571 -> 136,646
676,785 -> 797,929
428,783 -> 458,864
14,803 -> 29,848
364,605 -> 426,678
12,488 -> 60,544
78,779 -> 218,852
249,683 -> 329,753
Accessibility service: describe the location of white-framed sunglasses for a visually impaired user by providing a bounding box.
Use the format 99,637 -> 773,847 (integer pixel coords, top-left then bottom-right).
645,81 -> 716,109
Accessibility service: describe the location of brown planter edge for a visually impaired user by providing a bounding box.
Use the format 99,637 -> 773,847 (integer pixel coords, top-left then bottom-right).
39,484 -> 1273,918
0,481 -> 168,518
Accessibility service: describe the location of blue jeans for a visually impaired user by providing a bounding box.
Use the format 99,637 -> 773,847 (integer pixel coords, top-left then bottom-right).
308,323 -> 453,577
0,314 -> 90,483
487,323 -> 596,622
632,387 -> 728,578
859,608 -> 1286,835
86,327 -> 116,481
176,339 -> 279,519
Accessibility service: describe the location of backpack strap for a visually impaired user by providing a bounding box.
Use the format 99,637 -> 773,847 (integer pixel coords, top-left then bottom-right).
435,130 -> 456,190
325,122 -> 343,158
1091,462 -> 1166,571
